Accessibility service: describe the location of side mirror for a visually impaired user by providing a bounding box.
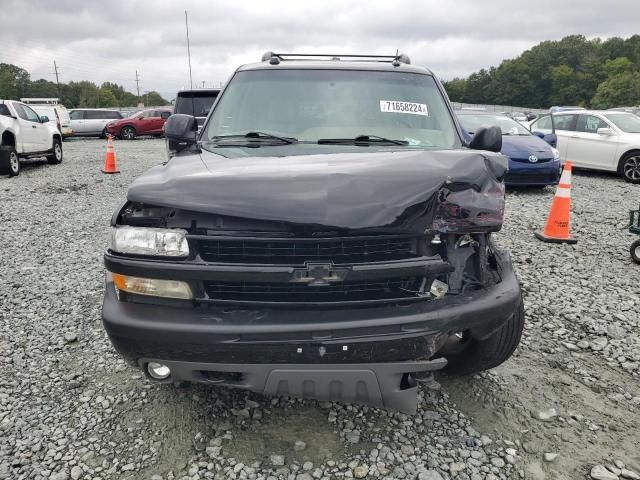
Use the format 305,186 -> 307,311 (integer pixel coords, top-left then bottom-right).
164,114 -> 198,156
532,131 -> 544,139
597,127 -> 615,136
40,115 -> 50,123
469,126 -> 502,153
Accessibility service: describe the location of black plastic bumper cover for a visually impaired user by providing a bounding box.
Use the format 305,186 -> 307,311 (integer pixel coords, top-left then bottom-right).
138,357 -> 447,414
102,253 -> 521,413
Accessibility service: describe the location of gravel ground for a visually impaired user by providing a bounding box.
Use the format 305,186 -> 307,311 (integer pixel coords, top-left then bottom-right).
1,138 -> 639,480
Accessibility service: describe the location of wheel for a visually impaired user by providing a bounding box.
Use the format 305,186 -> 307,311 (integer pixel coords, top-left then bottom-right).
100,128 -> 108,139
0,145 -> 20,176
46,138 -> 63,165
619,152 -> 640,184
443,297 -> 524,375
631,239 -> 640,264
121,126 -> 136,140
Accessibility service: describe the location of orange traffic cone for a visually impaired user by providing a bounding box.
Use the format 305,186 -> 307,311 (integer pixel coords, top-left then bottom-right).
534,161 -> 577,244
101,134 -> 120,174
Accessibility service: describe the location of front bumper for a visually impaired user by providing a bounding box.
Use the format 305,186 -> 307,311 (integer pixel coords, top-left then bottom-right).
506,159 -> 561,186
102,252 -> 521,412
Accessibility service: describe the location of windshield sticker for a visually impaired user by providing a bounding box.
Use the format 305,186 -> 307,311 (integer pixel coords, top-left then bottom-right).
380,100 -> 428,116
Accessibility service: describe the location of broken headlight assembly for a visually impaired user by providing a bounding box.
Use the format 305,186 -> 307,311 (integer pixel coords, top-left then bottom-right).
431,182 -> 505,234
110,226 -> 189,257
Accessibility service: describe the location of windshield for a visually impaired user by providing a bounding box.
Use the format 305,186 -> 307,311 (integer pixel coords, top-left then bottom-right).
32,106 -> 56,119
603,113 -> 640,133
457,113 -> 531,136
176,93 -> 218,117
205,69 -> 460,148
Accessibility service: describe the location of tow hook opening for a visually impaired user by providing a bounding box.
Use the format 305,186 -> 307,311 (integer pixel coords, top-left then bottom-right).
199,370 -> 244,384
400,372 -> 417,390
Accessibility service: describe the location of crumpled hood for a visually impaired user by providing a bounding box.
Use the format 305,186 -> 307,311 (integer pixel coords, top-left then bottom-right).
127,148 -> 508,231
501,135 -> 553,160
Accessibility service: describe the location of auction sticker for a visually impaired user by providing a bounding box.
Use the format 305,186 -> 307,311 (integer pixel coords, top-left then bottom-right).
380,100 -> 428,116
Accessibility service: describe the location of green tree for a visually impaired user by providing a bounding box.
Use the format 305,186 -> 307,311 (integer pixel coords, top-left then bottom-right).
98,86 -> 119,107
0,63 -> 30,99
143,91 -> 169,106
442,78 -> 467,102
591,72 -> 640,108
603,57 -> 634,77
549,65 -> 581,105
26,78 -> 60,98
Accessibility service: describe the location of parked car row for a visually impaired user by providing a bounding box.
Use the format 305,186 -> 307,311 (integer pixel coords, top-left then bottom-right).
8,89 -> 220,143
1,99 -> 63,176
21,98 -> 72,138
69,109 -> 123,137
529,110 -> 640,183
457,111 -> 561,187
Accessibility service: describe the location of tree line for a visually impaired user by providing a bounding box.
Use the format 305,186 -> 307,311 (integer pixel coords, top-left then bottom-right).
0,63 -> 169,107
442,34 -> 640,109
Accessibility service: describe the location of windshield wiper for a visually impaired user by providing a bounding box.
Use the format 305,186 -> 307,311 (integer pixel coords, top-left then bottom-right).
211,131 -> 298,145
318,135 -> 408,146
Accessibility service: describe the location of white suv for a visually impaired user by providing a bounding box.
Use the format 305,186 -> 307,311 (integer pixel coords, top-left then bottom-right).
0,100 -> 63,176
530,110 -> 640,183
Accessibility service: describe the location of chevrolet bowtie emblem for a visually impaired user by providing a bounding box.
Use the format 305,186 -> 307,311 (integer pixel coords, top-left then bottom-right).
290,262 -> 349,286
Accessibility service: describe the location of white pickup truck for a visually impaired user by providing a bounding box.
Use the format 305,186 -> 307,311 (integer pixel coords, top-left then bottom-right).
0,100 -> 63,177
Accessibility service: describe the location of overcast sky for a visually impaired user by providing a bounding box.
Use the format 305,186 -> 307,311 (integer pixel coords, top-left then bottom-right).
1,0 -> 639,100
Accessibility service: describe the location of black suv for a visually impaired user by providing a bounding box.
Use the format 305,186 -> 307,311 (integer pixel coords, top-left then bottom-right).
174,88 -> 221,127
102,53 -> 523,413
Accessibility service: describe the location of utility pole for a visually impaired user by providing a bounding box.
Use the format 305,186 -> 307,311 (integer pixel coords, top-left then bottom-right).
53,61 -> 61,97
185,10 -> 193,90
135,70 -> 141,98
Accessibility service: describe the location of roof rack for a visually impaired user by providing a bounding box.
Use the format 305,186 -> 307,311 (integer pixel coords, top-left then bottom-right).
261,52 -> 411,66
20,98 -> 61,105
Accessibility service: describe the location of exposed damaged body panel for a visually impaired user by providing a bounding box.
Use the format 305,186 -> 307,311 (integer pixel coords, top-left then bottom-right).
125,148 -> 508,234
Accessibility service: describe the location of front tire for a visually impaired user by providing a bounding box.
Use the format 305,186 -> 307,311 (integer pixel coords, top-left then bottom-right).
0,145 -> 20,176
121,126 -> 136,140
47,138 -> 63,165
443,298 -> 524,375
620,152 -> 640,184
631,239 -> 640,264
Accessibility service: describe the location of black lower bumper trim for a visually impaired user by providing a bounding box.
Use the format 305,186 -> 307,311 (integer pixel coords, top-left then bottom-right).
139,357 -> 447,413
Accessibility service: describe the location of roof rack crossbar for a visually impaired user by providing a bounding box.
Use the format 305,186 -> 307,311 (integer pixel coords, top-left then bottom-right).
261,52 -> 411,65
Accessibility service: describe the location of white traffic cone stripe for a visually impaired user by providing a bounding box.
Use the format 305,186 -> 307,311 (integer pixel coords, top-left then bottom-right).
559,169 -> 572,186
556,187 -> 571,198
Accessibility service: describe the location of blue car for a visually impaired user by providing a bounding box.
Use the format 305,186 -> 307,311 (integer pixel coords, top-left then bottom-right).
457,112 -> 561,187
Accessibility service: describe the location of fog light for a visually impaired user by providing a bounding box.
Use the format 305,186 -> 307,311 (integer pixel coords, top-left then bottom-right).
147,362 -> 171,380
111,273 -> 193,299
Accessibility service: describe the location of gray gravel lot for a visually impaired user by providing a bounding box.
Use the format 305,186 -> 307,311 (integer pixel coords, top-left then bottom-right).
1,138 -> 639,480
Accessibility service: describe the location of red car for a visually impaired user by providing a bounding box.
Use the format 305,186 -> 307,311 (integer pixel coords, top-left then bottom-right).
105,108 -> 173,140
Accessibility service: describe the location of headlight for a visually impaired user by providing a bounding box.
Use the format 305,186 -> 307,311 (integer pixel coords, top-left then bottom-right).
111,273 -> 193,299
110,226 -> 189,257
551,147 -> 560,161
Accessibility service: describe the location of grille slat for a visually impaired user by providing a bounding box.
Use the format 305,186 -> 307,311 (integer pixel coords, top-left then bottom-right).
203,277 -> 419,303
196,235 -> 417,264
